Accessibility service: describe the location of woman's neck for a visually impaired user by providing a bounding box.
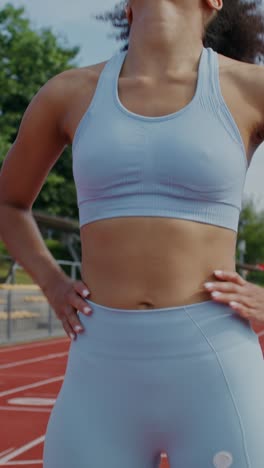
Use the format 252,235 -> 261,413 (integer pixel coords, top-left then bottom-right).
126,3 -> 204,78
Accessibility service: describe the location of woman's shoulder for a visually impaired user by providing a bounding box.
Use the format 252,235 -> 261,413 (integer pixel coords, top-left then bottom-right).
215,51 -> 264,143
217,52 -> 264,112
49,61 -> 107,101
44,58 -> 110,144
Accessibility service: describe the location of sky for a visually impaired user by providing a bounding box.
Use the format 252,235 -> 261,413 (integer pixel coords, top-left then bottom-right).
5,0 -> 264,212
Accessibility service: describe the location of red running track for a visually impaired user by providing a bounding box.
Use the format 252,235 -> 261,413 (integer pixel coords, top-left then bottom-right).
0,321 -> 263,468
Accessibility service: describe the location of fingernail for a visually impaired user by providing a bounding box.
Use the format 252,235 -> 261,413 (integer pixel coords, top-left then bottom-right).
204,282 -> 214,289
82,289 -> 90,297
214,270 -> 223,275
84,307 -> 92,315
211,291 -> 221,297
74,325 -> 83,332
70,333 -> 75,340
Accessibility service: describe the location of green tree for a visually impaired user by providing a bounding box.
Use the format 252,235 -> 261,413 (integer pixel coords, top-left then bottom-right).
0,3 -> 80,218
238,197 -> 264,285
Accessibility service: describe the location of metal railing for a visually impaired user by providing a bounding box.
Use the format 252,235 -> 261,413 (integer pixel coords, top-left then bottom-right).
0,260 -> 81,345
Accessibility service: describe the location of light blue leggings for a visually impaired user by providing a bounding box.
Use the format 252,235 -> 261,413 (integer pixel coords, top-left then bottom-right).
43,298 -> 264,468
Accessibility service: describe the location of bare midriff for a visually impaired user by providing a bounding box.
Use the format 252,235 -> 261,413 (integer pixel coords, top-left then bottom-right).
80,217 -> 237,310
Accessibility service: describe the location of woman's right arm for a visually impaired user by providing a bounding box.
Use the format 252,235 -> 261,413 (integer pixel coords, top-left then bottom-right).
0,73 -> 92,340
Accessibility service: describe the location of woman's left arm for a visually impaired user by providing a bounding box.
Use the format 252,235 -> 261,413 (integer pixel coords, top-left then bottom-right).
202,65 -> 264,325
204,270 -> 264,324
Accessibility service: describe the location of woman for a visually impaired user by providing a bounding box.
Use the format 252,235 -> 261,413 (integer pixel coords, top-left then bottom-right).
1,0 -> 264,466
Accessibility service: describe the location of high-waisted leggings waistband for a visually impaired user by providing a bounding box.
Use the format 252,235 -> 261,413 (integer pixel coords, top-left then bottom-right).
71,297 -> 259,360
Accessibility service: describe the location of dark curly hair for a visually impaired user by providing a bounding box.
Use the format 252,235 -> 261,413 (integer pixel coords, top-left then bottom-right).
93,0 -> 264,64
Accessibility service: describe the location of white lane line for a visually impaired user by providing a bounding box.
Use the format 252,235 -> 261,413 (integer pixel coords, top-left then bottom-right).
0,352 -> 68,369
8,397 -> 55,406
0,375 -> 64,398
0,450 -> 15,458
0,338 -> 68,353
0,406 -> 51,412
3,461 -> 43,465
0,435 -> 45,464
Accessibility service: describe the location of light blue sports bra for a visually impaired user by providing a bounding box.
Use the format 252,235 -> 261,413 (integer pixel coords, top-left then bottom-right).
72,46 -> 249,233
